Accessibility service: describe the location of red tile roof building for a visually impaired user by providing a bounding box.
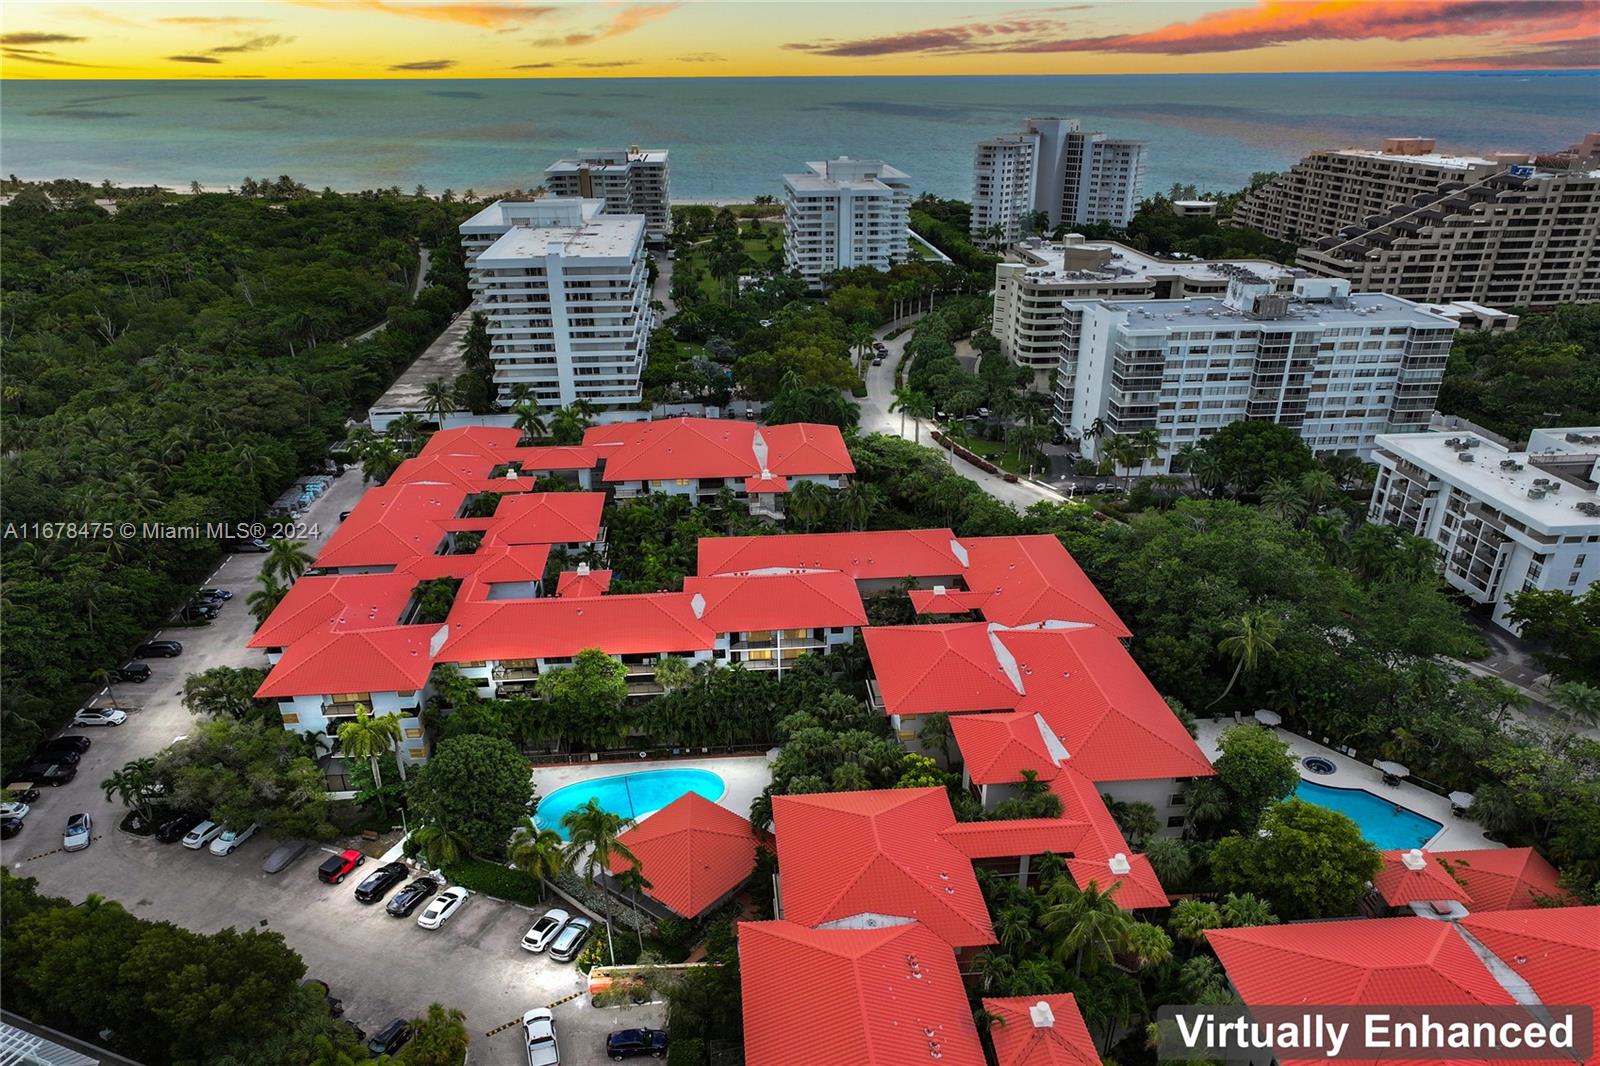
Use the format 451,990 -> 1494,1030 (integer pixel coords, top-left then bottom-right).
603,792 -> 762,919
1461,907 -> 1600,1062
982,995 -> 1101,1066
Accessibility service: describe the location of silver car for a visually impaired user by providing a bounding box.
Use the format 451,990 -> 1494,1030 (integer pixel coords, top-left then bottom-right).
62,813 -> 92,852
261,840 -> 310,874
521,909 -> 571,954
549,916 -> 594,963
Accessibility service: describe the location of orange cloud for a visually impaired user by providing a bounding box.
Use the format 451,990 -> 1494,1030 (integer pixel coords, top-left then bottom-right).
529,2 -> 678,47
293,1 -> 559,30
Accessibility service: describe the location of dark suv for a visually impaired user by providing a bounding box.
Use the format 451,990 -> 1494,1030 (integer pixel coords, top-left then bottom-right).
117,662 -> 152,682
134,640 -> 183,658
353,862 -> 410,904
386,875 -> 439,917
156,813 -> 204,844
17,762 -> 76,787
367,1019 -> 412,1057
317,849 -> 365,884
37,736 -> 91,755
607,1028 -> 670,1060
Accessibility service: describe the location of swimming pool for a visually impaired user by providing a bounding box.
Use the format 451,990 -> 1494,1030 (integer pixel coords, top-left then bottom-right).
1294,779 -> 1442,850
535,767 -> 727,840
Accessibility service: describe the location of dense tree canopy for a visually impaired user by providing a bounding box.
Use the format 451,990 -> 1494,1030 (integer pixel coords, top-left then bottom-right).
408,734 -> 533,859
1436,304 -> 1600,442
1211,799 -> 1382,920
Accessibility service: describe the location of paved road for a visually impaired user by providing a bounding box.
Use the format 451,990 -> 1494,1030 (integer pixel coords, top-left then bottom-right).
352,245 -> 432,343
1,469 -> 653,1064
860,316 -> 1071,513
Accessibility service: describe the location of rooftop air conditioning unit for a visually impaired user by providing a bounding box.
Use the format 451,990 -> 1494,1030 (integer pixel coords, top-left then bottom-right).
1529,488 -> 1546,500
1457,452 -> 1474,462
1575,501 -> 1600,517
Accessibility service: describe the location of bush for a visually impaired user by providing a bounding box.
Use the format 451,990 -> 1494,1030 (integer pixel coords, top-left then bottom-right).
441,859 -> 546,907
666,1038 -> 705,1066
577,924 -> 642,972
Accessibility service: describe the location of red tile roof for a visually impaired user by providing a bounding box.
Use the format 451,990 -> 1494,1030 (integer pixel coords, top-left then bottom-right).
1373,849 -> 1475,907
909,587 -> 993,615
437,593 -> 715,662
684,571 -> 866,635
940,818 -> 1089,860
960,535 -> 1129,635
417,425 -> 523,458
605,793 -> 760,918
255,625 -> 437,698
1049,767 -> 1169,908
863,625 -> 1022,717
772,789 -> 996,949
1461,907 -> 1600,1063
314,481 -> 462,568
586,418 -> 850,482
247,573 -> 417,648
1065,852 -> 1169,909
760,423 -> 856,476
698,529 -> 965,582
982,995 -> 1101,1066
474,544 -> 552,585
1431,847 -> 1576,912
503,445 -> 600,471
740,920 -> 984,1066
480,492 -> 605,546
949,712 -> 1066,785
556,568 -> 613,598
743,473 -> 789,494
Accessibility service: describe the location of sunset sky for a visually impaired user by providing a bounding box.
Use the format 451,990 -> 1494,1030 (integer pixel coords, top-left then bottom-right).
2,0 -> 1596,79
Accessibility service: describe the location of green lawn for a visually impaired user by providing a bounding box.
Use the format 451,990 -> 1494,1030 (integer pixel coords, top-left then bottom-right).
678,231 -> 783,302
945,430 -> 1038,476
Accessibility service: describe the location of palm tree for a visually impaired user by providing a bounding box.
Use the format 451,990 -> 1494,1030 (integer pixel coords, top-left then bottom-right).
512,400 -> 547,442
1219,892 -> 1278,928
889,388 -> 934,443
264,538 -> 314,586
246,576 -> 287,625
412,822 -> 471,869
101,757 -> 158,823
848,322 -> 875,367
1123,921 -> 1173,969
561,798 -> 638,966
1206,609 -> 1282,708
1042,880 -> 1131,975
785,480 -> 829,532
421,379 -> 458,427
612,861 -> 653,952
548,404 -> 591,446
992,904 -> 1035,954
1260,477 -> 1309,526
1130,427 -> 1162,474
507,824 -> 564,901
837,480 -> 878,531
336,704 -> 405,813
358,437 -> 404,484
1299,468 -> 1340,511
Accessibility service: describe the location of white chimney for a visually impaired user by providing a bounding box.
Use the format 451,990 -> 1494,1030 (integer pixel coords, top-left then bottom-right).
1108,853 -> 1131,876
1402,848 -> 1427,871
505,468 -> 518,479
933,584 -> 947,595
576,562 -> 590,576
1030,1001 -> 1055,1029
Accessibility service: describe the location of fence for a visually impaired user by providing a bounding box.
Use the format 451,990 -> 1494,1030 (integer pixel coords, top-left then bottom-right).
523,744 -> 771,768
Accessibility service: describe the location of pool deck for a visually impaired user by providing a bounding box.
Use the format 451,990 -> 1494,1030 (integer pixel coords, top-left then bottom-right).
1196,718 -> 1497,851
532,754 -> 773,830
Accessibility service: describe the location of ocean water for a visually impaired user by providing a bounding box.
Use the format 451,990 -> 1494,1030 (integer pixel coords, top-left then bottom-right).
2,73 -> 1594,199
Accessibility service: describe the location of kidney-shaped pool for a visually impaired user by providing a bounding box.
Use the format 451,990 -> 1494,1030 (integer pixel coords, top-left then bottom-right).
534,767 -> 727,840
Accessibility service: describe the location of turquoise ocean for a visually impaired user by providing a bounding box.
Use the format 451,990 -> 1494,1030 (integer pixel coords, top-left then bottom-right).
2,72 -> 1595,199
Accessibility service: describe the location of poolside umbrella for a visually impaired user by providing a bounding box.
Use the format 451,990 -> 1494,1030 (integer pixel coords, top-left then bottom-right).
1448,790 -> 1475,813
1374,759 -> 1409,784
1253,709 -> 1282,727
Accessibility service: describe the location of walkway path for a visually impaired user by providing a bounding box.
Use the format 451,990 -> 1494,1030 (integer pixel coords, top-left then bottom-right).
350,245 -> 432,343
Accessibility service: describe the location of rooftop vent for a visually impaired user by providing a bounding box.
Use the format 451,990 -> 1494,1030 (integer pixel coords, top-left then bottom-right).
1108,853 -> 1131,876
1030,1001 -> 1056,1029
905,953 -> 923,980
1457,452 -> 1474,462
1576,501 -> 1600,517
1401,848 -> 1427,871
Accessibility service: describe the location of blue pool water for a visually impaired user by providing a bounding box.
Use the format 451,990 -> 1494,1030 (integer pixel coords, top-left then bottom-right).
535,768 -> 726,841
1294,780 -> 1442,850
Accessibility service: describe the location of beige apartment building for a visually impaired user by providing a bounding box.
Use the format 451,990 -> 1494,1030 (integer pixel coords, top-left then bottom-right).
1233,137 -> 1515,243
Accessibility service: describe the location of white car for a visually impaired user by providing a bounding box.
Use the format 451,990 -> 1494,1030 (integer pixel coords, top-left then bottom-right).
520,909 -> 570,953
182,819 -> 224,850
209,823 -> 258,856
72,707 -> 128,727
62,813 -> 92,852
416,886 -> 470,929
522,1008 -> 560,1066
0,802 -> 29,820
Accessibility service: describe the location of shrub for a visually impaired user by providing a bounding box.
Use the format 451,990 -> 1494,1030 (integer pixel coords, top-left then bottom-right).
441,859 -> 546,907
666,1038 -> 705,1066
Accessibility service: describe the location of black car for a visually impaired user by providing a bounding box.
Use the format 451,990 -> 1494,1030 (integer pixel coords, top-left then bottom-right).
386,875 -> 440,917
199,587 -> 233,601
178,605 -> 216,623
0,816 -> 21,839
117,662 -> 151,683
155,813 -> 204,844
5,787 -> 41,804
353,861 -> 410,904
17,763 -> 75,787
27,748 -> 79,767
607,1028 -> 670,1060
231,537 -> 271,553
38,736 -> 91,755
367,1019 -> 413,1057
134,640 -> 183,658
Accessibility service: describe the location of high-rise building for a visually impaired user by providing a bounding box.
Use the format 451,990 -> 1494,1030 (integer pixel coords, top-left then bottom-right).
460,197 -> 649,409
1052,276 -> 1458,467
1295,164 -> 1600,308
992,238 -> 1294,382
970,118 -> 1147,243
1232,137 -> 1515,243
1368,426 -> 1600,632
544,147 -> 670,243
782,157 -> 910,289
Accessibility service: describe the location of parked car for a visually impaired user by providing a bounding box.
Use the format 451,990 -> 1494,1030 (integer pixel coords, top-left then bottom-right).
416,886 -> 470,929
520,909 -> 571,954
522,1008 -> 560,1066
606,1028 -> 669,1060
548,915 -> 594,963
354,862 -> 410,904
367,1019 -> 413,1057
5,786 -> 41,804
179,605 -> 217,623
26,748 -> 79,767
386,875 -> 440,918
182,819 -> 224,850
156,813 -> 204,844
134,640 -> 183,658
231,537 -> 271,553
209,823 -> 258,856
39,736 -> 91,755
62,813 -> 92,852
72,707 -> 128,727
339,510 -> 352,522
0,817 -> 22,839
317,849 -> 365,884
262,839 -> 310,874
199,587 -> 233,601
300,977 -> 343,1017
0,801 -> 30,820
116,662 -> 152,683
17,763 -> 76,787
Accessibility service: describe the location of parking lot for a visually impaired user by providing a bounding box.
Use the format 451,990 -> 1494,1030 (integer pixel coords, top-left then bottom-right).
1,471 -> 658,1064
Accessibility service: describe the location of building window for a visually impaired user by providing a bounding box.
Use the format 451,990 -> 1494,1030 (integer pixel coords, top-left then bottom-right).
1169,793 -> 1186,807
281,713 -> 300,725
1167,816 -> 1186,829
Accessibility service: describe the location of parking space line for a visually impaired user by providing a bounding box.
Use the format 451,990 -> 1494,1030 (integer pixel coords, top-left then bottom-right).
16,835 -> 103,863
481,989 -> 588,1037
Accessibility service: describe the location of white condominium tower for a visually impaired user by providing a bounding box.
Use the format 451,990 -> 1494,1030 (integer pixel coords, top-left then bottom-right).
544,147 -> 670,244
1053,276 -> 1458,469
783,157 -> 911,289
971,118 -> 1147,243
460,197 -> 649,410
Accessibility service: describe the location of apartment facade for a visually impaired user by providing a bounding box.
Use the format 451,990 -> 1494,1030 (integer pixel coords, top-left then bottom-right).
543,147 -> 670,243
970,118 -> 1148,243
992,239 -> 1293,382
1233,137 -> 1512,243
1053,276 -> 1459,467
1296,165 -> 1600,308
1368,427 -> 1600,631
462,197 -> 650,409
782,157 -> 911,289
